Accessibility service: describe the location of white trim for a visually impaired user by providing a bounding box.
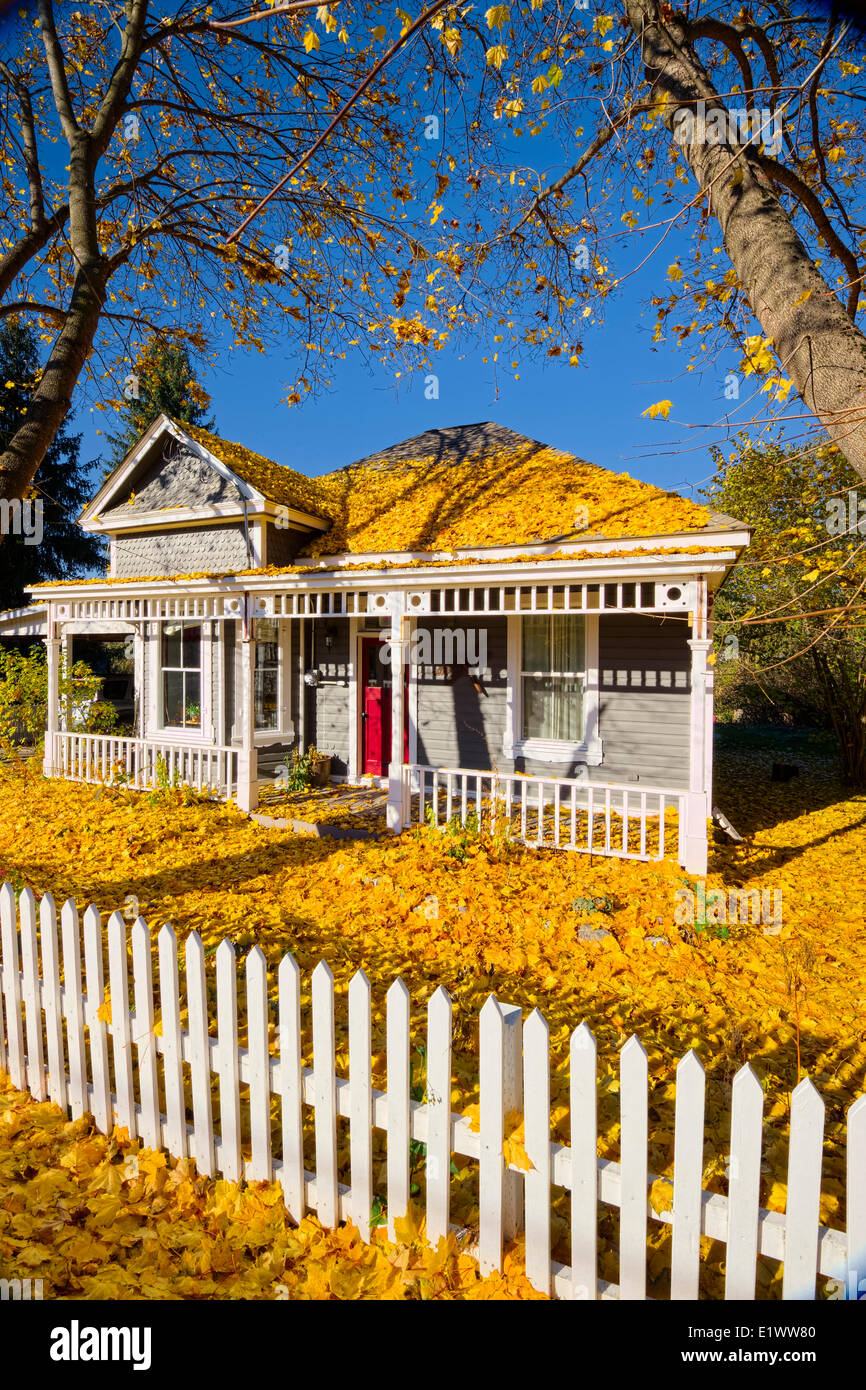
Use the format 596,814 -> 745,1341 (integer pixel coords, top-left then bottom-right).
146,616 -> 213,744
504,612 -> 602,765
30,553 -> 742,607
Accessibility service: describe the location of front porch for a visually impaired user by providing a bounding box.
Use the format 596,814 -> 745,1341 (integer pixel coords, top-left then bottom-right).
35,560 -> 719,874
44,727 -> 694,868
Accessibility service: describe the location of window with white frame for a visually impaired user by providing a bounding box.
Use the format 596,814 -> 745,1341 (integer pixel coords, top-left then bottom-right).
521,614 -> 585,742
161,622 -> 202,729
254,618 -> 280,731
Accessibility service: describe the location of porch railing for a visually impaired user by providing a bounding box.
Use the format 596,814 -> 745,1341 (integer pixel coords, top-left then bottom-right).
403,764 -> 686,863
52,731 -> 238,801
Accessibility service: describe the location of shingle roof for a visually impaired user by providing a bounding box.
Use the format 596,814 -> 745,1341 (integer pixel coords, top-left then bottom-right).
118,419 -> 745,556
296,421 -> 732,556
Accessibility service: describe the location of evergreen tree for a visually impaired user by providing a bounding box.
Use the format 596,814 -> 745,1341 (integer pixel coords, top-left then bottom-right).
0,321 -> 105,611
105,340 -> 215,472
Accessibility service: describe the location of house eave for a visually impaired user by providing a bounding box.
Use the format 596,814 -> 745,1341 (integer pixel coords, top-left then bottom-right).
81,500 -> 328,534
28,542 -> 744,605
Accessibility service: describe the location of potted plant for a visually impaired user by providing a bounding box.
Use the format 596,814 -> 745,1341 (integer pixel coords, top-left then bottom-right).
307,744 -> 331,787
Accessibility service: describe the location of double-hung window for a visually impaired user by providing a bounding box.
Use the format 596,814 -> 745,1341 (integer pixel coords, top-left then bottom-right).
521,614 -> 585,743
254,618 -> 280,732
161,622 -> 202,730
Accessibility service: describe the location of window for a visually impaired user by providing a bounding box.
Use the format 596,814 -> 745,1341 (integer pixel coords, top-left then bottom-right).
161,622 -> 201,729
254,618 -> 280,731
521,614 -> 585,742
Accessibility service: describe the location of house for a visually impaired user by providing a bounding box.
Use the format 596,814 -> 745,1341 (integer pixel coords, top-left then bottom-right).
28,416 -> 751,874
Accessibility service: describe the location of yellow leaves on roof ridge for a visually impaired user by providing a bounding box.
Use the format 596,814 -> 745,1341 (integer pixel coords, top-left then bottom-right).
301,443 -> 712,556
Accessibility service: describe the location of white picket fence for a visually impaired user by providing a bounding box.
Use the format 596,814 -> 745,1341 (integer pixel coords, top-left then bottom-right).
405,764 -> 686,864
0,882 -> 863,1301
52,731 -> 238,800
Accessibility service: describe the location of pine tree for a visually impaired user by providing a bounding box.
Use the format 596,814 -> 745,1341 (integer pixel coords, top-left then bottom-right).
105,340 -> 215,472
0,320 -> 105,611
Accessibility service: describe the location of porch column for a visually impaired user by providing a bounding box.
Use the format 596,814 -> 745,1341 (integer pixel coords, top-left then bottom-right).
682,636 -> 713,877
42,604 -> 59,778
387,592 -> 409,833
236,600 -> 259,812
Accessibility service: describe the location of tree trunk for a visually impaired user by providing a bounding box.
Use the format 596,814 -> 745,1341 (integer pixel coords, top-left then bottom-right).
624,0 -> 866,483
0,255 -> 109,501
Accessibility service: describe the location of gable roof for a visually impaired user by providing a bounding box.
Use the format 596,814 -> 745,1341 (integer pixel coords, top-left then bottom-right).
181,423 -> 328,519
88,416 -> 746,559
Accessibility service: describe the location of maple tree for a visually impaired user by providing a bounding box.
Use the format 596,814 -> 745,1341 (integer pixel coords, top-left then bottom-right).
434,1 -> 866,479
0,0 -> 465,507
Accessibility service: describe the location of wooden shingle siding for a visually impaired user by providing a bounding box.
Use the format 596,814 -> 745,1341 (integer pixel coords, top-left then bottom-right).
596,614 -> 691,787
114,523 -> 251,578
264,522 -> 308,567
415,618 -> 509,773
102,445 -> 243,517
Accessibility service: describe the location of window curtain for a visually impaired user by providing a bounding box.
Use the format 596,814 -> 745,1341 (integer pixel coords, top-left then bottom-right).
522,616 -> 584,742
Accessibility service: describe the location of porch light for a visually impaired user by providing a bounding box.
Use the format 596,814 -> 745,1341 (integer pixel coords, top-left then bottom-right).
304,669 -> 320,687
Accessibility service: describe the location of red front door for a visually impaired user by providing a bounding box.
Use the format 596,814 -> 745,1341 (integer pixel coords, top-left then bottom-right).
361,637 -> 409,776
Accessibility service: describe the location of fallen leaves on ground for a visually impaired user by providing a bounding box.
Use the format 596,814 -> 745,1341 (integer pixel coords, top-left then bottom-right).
0,732 -> 863,1298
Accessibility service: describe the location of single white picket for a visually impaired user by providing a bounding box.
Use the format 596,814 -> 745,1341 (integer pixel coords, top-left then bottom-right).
348,968 -> 372,1242
216,940 -> 242,1182
132,918 -> 160,1150
157,924 -> 186,1159
782,1078 -> 824,1300
848,1095 -> 866,1301
725,1063 -> 763,1300
40,894 -> 67,1111
671,1051 -> 706,1299
82,905 -> 111,1132
19,890 -> 45,1101
570,1021 -> 598,1301
278,952 -> 304,1221
523,1008 -> 551,1294
186,931 -> 214,1176
386,976 -> 411,1241
312,960 -> 338,1226
246,946 -> 271,1182
60,900 -> 88,1120
619,1035 -> 648,1300
107,911 -> 136,1137
0,883 -> 24,1090
425,985 -> 453,1246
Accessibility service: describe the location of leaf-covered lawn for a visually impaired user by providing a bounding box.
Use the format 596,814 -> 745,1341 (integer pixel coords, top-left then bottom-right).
0,735 -> 863,1299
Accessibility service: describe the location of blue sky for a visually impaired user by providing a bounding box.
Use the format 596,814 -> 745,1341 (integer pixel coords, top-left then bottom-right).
79,237 -> 756,505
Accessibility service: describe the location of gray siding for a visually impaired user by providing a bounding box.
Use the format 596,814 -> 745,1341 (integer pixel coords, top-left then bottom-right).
114,523 -> 252,578
307,619 -> 351,776
596,613 -> 691,786
265,522 -> 310,567
413,613 -> 692,787
415,618 -> 509,772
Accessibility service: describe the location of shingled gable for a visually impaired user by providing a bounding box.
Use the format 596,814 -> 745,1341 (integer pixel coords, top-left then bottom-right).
80,414 -> 329,530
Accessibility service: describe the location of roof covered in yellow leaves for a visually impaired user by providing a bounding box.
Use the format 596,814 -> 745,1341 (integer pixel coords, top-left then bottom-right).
182,423 -> 327,519
100,419 -> 746,560
296,423 -> 732,556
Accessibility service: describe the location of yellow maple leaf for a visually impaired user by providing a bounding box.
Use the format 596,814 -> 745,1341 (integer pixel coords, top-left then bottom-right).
642,399 -> 673,421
